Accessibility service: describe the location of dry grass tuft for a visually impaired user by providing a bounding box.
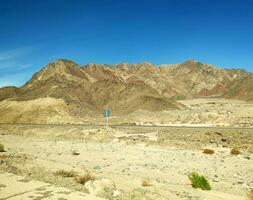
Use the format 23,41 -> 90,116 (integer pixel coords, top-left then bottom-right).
247,189 -> 253,200
0,143 -> 5,152
142,178 -> 153,187
54,170 -> 77,178
0,154 -> 8,159
230,148 -> 241,155
189,172 -> 211,190
203,148 -> 215,154
75,169 -> 95,185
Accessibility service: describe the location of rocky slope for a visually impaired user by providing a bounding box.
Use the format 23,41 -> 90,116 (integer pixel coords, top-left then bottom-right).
0,59 -> 252,123
223,74 -> 253,101
0,86 -> 18,101
113,60 -> 251,100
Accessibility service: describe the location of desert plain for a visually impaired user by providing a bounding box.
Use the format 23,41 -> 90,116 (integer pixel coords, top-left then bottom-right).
0,99 -> 252,200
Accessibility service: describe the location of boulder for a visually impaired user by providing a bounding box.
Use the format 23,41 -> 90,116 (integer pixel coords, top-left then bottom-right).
85,178 -> 119,199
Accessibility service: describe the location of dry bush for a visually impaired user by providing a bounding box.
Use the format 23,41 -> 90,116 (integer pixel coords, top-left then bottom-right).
142,178 -> 153,187
203,148 -> 215,154
0,154 -> 8,159
230,148 -> 241,155
54,170 -> 77,178
4,162 -> 21,174
247,189 -> 253,200
75,169 -> 95,185
189,172 -> 211,190
0,143 -> 5,152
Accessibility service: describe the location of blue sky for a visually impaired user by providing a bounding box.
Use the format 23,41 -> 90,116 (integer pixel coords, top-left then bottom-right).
0,0 -> 253,87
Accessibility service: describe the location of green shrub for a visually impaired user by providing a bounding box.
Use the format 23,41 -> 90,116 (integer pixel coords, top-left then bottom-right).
188,172 -> 211,190
0,144 -> 4,152
175,95 -> 186,100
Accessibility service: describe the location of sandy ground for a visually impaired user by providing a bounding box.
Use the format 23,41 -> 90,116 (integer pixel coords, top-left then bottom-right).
112,98 -> 253,128
0,171 -> 104,200
0,125 -> 252,199
0,98 -> 253,128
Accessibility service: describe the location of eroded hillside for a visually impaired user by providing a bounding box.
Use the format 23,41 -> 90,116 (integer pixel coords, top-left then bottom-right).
0,59 -> 252,124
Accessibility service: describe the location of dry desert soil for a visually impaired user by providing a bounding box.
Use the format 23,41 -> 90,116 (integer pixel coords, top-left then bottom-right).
0,123 -> 252,200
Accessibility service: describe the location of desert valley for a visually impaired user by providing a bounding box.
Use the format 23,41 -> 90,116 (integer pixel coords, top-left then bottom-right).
0,59 -> 252,200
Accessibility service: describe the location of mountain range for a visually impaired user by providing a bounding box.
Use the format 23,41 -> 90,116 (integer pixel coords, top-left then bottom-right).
0,59 -> 252,123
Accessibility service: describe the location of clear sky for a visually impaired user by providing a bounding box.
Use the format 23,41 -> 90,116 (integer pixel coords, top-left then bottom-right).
0,0 -> 253,87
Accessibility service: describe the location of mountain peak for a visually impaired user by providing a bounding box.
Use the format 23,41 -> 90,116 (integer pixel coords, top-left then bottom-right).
48,59 -> 79,67
141,61 -> 153,65
25,59 -> 84,85
183,59 -> 201,65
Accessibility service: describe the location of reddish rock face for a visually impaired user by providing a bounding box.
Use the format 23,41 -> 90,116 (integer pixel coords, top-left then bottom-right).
197,83 -> 226,98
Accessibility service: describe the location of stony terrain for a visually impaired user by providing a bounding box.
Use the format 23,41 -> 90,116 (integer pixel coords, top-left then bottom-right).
112,98 -> 253,128
0,97 -> 252,128
0,125 -> 252,200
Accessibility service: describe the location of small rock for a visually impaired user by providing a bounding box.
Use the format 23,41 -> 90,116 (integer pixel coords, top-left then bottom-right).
72,150 -> 80,156
237,180 -> 244,184
85,178 -> 116,199
213,178 -> 219,182
113,190 -> 121,197
112,138 -> 119,143
93,165 -> 102,170
241,182 -> 250,190
244,156 -> 250,160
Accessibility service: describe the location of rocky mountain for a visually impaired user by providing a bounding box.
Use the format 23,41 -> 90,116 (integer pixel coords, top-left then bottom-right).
112,60 -> 250,100
223,74 -> 253,101
0,59 -> 252,123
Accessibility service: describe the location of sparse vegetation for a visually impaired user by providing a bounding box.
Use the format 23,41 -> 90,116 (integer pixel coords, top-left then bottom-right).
142,178 -> 153,187
0,143 -> 5,152
54,170 -> 77,178
203,148 -> 214,154
175,95 -> 186,100
230,148 -> 241,155
188,172 -> 211,190
247,189 -> 253,200
75,169 -> 95,185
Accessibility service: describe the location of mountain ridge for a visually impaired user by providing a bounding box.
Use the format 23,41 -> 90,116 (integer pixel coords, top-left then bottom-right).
0,59 -> 252,123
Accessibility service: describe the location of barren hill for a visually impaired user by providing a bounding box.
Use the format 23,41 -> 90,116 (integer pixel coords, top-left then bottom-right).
223,74 -> 253,101
112,60 -> 251,100
0,59 -> 252,123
